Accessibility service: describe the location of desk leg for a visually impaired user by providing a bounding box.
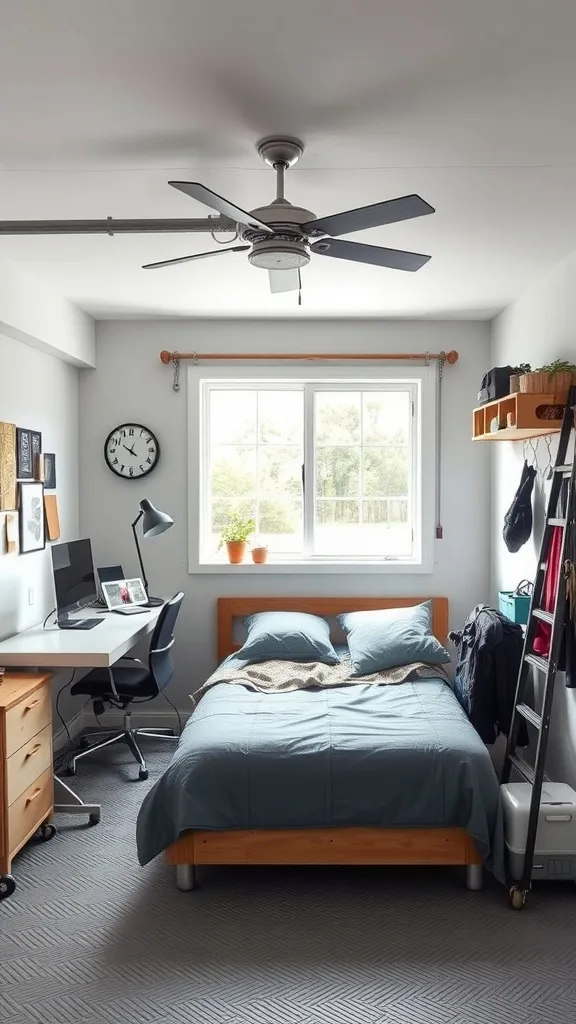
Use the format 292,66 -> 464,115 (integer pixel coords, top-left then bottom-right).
54,775 -> 101,825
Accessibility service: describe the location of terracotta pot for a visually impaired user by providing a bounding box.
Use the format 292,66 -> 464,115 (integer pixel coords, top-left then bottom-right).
251,546 -> 268,564
226,540 -> 247,564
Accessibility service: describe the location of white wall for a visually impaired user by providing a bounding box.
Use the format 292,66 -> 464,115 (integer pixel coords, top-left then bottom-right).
0,333 -> 80,639
80,319 -> 491,710
491,251 -> 576,784
0,332 -> 81,729
0,253 -> 95,368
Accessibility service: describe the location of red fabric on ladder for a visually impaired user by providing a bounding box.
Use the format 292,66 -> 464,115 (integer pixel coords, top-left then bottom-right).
533,526 -> 563,657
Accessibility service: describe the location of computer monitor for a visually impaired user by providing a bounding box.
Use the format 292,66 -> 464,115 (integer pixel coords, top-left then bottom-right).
51,539 -> 98,620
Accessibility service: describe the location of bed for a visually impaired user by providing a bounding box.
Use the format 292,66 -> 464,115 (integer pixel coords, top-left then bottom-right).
137,596 -> 502,891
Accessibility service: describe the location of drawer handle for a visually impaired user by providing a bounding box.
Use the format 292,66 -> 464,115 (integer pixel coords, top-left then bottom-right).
25,743 -> 42,760
25,787 -> 42,806
24,698 -> 41,711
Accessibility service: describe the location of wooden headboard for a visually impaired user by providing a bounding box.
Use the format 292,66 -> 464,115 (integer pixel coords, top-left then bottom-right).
217,596 -> 449,662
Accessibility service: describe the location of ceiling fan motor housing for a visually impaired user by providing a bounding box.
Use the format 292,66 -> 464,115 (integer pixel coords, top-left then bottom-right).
244,200 -> 315,271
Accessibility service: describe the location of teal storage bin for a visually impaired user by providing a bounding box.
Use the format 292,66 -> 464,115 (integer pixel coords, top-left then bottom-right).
499,591 -> 531,625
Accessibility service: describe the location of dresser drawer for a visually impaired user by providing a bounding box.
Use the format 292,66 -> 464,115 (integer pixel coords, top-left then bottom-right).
6,725 -> 53,806
8,768 -> 53,858
5,684 -> 51,758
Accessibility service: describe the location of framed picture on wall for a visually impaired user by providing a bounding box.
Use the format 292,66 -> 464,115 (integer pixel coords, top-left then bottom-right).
19,481 -> 45,553
16,428 -> 33,479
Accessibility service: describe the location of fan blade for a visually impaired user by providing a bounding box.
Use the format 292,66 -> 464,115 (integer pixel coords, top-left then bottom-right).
169,182 -> 273,234
142,245 -> 249,270
268,268 -> 301,293
310,238 -> 430,272
303,194 -> 434,238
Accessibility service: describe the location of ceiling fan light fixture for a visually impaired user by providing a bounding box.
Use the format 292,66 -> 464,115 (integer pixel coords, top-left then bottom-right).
248,241 -> 309,271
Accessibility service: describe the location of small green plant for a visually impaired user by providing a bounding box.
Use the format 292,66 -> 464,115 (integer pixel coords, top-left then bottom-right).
515,363 -> 532,373
218,511 -> 255,548
534,359 -> 576,376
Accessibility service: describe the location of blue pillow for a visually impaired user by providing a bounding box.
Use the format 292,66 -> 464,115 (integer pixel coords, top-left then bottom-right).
337,602 -> 450,676
240,611 -> 339,665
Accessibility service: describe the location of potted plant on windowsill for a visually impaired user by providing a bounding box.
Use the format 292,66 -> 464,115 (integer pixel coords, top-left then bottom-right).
218,512 -> 255,564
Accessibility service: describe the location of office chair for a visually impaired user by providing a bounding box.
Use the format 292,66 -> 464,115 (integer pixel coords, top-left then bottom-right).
68,592 -> 184,781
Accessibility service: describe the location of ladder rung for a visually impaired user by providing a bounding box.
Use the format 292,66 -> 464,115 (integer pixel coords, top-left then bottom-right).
509,754 -> 535,784
554,464 -> 572,476
525,652 -> 549,673
548,518 -> 566,527
532,608 -> 554,625
516,703 -> 542,729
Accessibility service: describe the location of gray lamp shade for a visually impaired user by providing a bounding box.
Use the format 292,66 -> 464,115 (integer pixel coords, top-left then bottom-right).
139,498 -> 174,538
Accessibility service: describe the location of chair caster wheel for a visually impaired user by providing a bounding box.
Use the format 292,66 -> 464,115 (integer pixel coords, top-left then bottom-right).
0,874 -> 16,899
509,885 -> 527,910
139,768 -> 149,781
38,823 -> 56,842
88,812 -> 100,826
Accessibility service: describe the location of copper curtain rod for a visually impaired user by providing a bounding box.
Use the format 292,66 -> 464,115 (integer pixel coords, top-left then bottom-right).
160,349 -> 459,364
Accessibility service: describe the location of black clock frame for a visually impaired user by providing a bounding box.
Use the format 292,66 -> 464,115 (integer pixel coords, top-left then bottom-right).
104,423 -> 161,480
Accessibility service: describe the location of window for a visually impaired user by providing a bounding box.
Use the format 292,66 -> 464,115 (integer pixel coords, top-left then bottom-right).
190,366 -> 435,573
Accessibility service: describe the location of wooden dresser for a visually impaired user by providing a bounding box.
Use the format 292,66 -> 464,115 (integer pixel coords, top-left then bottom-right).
0,672 -> 55,899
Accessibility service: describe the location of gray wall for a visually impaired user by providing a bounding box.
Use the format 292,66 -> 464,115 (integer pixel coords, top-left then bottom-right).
80,318 -> 491,711
491,251 -> 576,785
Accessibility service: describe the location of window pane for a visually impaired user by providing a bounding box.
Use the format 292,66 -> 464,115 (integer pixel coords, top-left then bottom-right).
210,499 -> 256,552
362,500 -> 411,556
258,446 -> 303,497
315,392 -> 360,445
211,446 -> 256,496
315,500 -> 360,554
363,447 -> 409,497
258,391 -> 303,444
209,390 -> 256,444
363,392 -> 410,445
258,500 -> 303,553
316,447 -> 360,497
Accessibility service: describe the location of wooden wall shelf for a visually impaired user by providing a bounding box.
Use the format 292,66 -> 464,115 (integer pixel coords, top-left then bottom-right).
472,393 -> 564,441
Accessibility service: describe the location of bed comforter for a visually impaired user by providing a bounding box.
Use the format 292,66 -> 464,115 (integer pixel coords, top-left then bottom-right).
136,658 -> 503,877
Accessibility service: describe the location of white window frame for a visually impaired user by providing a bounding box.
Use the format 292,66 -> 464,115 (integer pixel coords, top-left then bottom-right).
188,363 -> 436,574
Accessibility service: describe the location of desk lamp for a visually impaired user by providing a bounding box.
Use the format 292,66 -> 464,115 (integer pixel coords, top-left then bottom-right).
131,499 -> 174,607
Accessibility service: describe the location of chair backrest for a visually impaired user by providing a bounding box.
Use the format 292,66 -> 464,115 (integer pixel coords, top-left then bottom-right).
148,592 -> 185,694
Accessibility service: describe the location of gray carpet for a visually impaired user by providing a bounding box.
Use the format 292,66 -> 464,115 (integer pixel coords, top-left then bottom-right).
1,742 -> 576,1024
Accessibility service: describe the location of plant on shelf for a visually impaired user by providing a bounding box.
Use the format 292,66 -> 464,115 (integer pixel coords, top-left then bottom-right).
218,511 -> 255,564
519,359 -> 576,402
251,544 -> 269,564
535,359 -> 576,376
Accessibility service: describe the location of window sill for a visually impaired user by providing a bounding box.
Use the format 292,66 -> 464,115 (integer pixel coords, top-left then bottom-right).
192,559 -> 432,575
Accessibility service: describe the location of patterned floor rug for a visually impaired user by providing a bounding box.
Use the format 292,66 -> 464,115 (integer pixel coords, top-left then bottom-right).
1,741 -> 575,1024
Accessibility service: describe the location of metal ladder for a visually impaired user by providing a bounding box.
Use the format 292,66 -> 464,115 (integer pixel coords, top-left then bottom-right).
501,386 -> 576,909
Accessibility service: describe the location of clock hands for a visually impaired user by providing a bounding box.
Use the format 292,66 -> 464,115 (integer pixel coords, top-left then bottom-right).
123,444 -> 137,456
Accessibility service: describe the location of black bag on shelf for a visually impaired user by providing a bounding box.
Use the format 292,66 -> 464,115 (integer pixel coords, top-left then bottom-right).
477,365 -> 516,404
503,460 -> 537,553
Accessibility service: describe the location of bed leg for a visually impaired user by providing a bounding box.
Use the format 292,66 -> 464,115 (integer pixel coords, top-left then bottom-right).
175,864 -> 196,891
466,863 -> 483,891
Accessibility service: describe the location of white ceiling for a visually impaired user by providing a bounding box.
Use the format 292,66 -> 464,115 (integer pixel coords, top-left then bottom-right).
1,0 -> 576,319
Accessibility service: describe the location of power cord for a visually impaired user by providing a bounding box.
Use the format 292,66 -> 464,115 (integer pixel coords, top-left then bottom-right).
43,607 -> 57,629
53,670 -> 90,772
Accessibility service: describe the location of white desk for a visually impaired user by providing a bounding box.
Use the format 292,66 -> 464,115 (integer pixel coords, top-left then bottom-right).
0,608 -> 162,822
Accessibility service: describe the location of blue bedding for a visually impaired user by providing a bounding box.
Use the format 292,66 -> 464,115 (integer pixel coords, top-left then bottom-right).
136,666 -> 503,877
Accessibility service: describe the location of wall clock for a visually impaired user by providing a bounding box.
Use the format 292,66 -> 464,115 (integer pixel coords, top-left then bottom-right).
104,423 -> 160,479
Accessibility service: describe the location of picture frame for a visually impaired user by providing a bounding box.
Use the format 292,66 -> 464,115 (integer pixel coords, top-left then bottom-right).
43,453 -> 57,490
16,428 -> 33,479
19,481 -> 45,553
101,577 -> 148,610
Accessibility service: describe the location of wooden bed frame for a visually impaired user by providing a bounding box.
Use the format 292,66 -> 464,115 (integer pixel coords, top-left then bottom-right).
165,596 -> 483,891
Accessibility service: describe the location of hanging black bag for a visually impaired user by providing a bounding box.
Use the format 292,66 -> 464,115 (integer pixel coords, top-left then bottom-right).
503,460 -> 537,553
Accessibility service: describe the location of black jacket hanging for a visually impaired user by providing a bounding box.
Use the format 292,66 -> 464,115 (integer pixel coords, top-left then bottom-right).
503,460 -> 537,553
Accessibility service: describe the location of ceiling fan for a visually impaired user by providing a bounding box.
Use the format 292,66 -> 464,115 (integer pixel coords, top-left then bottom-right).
0,137 -> 435,296
142,137 -> 435,294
